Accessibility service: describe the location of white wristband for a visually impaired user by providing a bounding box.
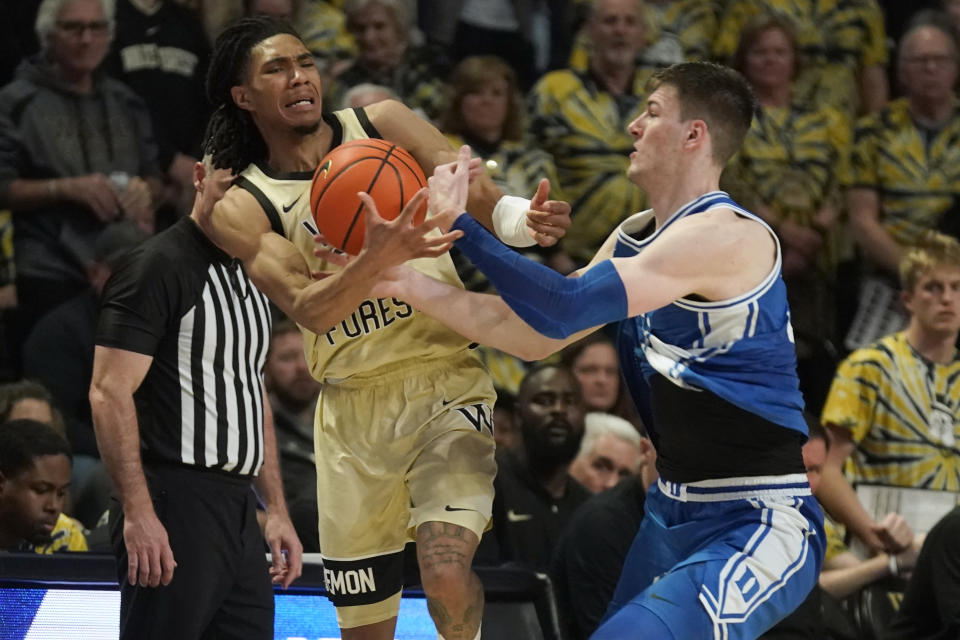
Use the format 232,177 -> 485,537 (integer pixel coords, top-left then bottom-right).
492,195 -> 536,248
888,553 -> 899,577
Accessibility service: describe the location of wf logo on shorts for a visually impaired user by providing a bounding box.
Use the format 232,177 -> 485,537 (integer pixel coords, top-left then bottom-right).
456,404 -> 493,433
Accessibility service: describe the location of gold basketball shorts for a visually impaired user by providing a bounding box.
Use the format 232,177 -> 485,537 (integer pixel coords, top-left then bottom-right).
313,350 -> 497,628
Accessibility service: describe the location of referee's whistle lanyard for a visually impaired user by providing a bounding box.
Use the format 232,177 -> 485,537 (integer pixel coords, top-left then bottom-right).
228,259 -> 249,299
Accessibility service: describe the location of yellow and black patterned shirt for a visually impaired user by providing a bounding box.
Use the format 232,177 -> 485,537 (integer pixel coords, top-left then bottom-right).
822,332 -> 960,490
19,513 -> 88,554
569,0 -> 720,69
713,0 -> 888,115
444,134 -> 562,201
842,98 -> 960,250
722,102 -> 850,266
648,0 -> 721,62
528,68 -> 652,263
823,515 -> 847,564
297,0 -> 355,63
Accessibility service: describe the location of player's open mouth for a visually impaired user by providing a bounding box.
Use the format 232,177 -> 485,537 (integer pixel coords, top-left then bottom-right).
286,98 -> 315,108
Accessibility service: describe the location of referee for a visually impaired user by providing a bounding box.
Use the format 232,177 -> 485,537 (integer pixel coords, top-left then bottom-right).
90,158 -> 302,639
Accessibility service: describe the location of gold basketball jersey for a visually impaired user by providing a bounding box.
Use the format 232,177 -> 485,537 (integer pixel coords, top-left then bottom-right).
236,107 -> 474,381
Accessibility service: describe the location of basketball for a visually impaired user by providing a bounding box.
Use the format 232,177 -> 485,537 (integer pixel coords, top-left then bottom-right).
310,139 -> 428,255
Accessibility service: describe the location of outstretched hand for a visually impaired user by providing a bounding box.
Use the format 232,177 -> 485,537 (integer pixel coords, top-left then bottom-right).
526,178 -> 571,247
312,188 -> 462,283
313,232 -> 419,300
427,145 -> 473,230
359,187 -> 462,262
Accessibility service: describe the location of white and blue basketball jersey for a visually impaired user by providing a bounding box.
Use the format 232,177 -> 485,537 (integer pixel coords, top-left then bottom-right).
614,191 -> 807,437
594,192 -> 823,640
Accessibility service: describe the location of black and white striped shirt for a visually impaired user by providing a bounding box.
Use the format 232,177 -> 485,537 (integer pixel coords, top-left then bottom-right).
95,217 -> 272,476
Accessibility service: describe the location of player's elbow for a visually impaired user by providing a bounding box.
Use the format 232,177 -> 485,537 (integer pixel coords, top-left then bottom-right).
290,293 -> 326,336
511,335 -> 566,361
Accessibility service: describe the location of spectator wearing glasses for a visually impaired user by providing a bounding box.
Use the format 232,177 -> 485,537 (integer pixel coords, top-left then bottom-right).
0,0 -> 162,377
841,11 -> 960,348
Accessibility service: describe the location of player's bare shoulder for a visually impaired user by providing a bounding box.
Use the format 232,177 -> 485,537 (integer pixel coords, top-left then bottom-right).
654,205 -> 776,297
206,184 -> 272,261
673,206 -> 773,257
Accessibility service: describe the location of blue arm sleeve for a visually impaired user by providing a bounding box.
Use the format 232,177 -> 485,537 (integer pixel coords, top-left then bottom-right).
452,214 -> 628,339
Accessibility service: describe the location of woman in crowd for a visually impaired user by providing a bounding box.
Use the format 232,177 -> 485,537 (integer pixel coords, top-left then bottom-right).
722,14 -> 851,411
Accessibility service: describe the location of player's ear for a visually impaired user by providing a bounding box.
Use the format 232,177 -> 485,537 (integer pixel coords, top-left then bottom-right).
193,161 -> 206,192
231,85 -> 253,111
685,120 -> 707,149
900,287 -> 915,314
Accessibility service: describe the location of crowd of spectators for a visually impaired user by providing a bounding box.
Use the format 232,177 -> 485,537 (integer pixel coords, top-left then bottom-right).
2,0 -> 960,638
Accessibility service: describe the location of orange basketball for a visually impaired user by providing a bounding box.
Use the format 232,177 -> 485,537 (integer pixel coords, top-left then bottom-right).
310,139 -> 428,255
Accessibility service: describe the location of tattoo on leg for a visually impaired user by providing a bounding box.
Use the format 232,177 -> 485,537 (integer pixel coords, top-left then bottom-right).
418,522 -> 484,639
426,578 -> 484,640
418,522 -> 469,571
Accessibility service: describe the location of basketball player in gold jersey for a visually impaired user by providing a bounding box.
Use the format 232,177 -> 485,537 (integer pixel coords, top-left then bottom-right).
198,16 -> 570,640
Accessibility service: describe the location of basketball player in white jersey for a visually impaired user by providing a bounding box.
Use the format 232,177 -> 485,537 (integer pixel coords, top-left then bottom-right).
195,16 -> 571,640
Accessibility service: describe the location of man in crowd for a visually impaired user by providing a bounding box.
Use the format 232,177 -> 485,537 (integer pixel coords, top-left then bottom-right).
0,0 -> 162,375
820,230 -> 960,551
476,364 -> 591,570
568,412 -> 645,493
528,0 -> 652,267
0,419 -> 87,553
264,316 -> 322,550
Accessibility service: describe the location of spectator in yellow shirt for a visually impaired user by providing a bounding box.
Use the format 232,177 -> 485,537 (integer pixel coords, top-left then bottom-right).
0,418 -> 87,553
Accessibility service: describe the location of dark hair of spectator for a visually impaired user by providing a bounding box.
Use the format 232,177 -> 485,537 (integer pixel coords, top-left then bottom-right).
440,56 -> 525,143
0,380 -> 65,436
243,0 -> 302,18
646,62 -> 757,166
0,419 -> 71,477
271,316 -> 300,340
204,16 -> 302,172
560,333 -> 644,428
559,333 -> 613,370
731,13 -> 803,81
518,362 -> 578,399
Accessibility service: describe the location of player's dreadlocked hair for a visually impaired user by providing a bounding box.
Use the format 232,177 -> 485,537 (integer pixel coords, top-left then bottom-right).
204,16 -> 301,173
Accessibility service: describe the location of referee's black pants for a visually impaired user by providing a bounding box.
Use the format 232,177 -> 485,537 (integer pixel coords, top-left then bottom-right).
110,464 -> 273,640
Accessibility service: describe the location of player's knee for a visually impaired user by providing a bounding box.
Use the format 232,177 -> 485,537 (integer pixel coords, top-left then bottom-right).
419,557 -> 472,598
416,521 -> 479,592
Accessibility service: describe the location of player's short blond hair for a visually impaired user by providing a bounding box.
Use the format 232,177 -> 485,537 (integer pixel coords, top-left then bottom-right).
900,230 -> 960,292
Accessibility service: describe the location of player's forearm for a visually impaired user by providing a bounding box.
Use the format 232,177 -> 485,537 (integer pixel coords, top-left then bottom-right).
253,400 -> 289,517
397,269 -> 569,361
452,214 -> 627,338
464,173 -> 503,235
290,257 -> 380,335
89,383 -> 153,516
819,553 -> 891,599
